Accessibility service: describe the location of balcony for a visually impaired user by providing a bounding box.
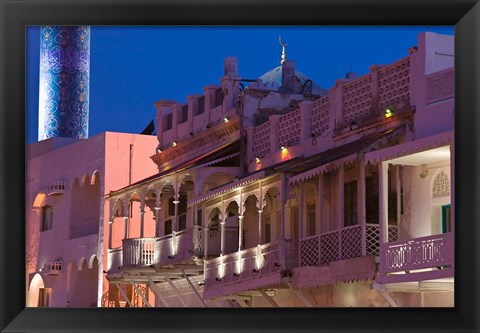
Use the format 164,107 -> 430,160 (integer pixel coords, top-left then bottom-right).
203,239 -> 298,299
43,261 -> 62,275
379,232 -> 454,283
112,226 -> 239,273
299,224 -> 399,267
46,181 -> 66,196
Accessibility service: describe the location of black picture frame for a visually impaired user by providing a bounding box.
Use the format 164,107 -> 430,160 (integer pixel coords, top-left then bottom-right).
1,0 -> 479,332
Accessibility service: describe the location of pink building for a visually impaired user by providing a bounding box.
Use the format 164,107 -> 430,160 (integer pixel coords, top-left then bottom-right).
26,31 -> 454,308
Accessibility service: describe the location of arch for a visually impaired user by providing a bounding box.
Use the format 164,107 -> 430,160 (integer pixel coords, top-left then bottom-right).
90,170 -> 101,185
27,273 -> 46,307
32,192 -> 47,209
199,171 -> 236,193
81,174 -> 90,187
88,254 -> 98,269
78,257 -> 87,271
207,207 -> 221,227
243,193 -> 259,209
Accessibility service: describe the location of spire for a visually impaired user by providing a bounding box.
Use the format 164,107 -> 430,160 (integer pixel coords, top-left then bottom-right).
279,35 -> 288,64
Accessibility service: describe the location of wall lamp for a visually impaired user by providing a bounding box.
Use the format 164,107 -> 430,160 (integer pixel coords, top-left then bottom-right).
253,268 -> 260,273
255,156 -> 261,164
233,272 -> 240,277
280,145 -> 287,151
168,255 -> 175,259
172,141 -> 177,147
224,117 -> 229,123
216,277 -> 223,281
384,107 -> 393,118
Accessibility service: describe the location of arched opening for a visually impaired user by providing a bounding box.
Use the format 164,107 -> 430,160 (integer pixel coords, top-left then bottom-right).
28,273 -> 47,307
224,201 -> 240,254
243,194 -> 260,249
262,187 -> 280,243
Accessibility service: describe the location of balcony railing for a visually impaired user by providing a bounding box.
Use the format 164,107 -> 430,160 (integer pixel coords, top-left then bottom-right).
108,247 -> 123,274
122,238 -> 156,267
299,224 -> 399,267
155,227 -> 195,264
204,239 -> 297,289
382,232 -> 453,274
194,226 -> 239,257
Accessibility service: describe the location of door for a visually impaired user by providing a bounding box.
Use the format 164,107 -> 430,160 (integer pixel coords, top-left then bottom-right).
441,204 -> 451,233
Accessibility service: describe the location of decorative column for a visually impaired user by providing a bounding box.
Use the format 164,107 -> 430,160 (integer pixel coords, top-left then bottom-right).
220,213 -> 227,255
108,202 -> 115,249
238,215 -> 244,251
122,200 -> 130,240
38,26 -> 90,141
154,189 -> 162,237
359,158 -> 367,256
139,196 -> 145,238
172,181 -> 181,257
378,161 -> 389,277
395,165 -> 401,230
317,174 -> 324,234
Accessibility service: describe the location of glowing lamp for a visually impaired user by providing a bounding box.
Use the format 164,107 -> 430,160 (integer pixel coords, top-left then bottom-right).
172,141 -> 177,147
224,117 -> 229,123
280,145 -> 287,151
385,108 -> 393,118
255,156 -> 261,163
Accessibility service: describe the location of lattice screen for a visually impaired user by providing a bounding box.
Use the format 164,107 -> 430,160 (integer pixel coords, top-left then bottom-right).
432,171 -> 450,198
311,96 -> 330,136
252,121 -> 271,158
342,75 -> 373,123
378,58 -> 410,111
319,232 -> 339,265
278,108 -> 301,147
300,237 -> 319,266
340,226 -> 362,260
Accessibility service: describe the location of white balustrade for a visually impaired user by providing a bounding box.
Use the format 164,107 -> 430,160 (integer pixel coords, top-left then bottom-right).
382,232 -> 453,274
204,240 -> 291,289
122,238 -> 156,267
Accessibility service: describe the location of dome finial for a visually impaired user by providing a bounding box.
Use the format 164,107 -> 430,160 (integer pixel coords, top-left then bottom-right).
279,35 -> 288,64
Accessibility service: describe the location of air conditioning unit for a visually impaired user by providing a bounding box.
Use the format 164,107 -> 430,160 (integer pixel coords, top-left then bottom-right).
43,261 -> 62,275
46,181 -> 66,196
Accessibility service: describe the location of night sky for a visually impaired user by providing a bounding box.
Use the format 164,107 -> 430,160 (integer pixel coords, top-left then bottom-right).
26,26 -> 454,144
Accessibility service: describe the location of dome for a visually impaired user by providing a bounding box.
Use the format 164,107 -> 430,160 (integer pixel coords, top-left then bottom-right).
258,65 -> 326,96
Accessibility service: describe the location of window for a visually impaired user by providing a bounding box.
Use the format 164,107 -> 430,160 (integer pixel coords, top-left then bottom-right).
164,113 -> 173,131
344,181 -> 358,226
41,205 -> 53,231
307,203 -> 316,236
366,175 -> 379,224
215,88 -> 223,107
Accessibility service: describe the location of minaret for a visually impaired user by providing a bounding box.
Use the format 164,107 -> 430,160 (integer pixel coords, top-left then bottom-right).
38,26 -> 90,141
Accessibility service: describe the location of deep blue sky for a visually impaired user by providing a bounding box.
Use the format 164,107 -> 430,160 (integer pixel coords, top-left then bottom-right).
26,26 -> 454,144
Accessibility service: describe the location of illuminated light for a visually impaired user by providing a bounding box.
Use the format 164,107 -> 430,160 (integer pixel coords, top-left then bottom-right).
172,141 -> 177,147
255,157 -> 261,164
224,117 -> 229,123
385,107 -> 393,118
156,148 -> 162,154
280,145 -> 287,151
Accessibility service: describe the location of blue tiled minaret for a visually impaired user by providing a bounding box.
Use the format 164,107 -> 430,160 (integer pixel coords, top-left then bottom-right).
38,26 -> 90,140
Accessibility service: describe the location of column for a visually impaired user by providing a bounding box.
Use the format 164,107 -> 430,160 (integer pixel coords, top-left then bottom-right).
317,174 -> 324,234
359,158 -> 367,256
378,161 -> 389,277
154,189 -> 162,237
238,215 -> 244,251
108,220 -> 113,249
395,165 -> 401,229
220,213 -> 226,255
139,197 -> 145,238
258,208 -> 264,245
123,201 -> 130,240
378,162 -> 389,244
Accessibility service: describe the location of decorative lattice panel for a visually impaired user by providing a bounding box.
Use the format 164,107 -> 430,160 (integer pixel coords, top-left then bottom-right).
378,58 -> 410,111
366,225 -> 380,256
278,108 -> 301,147
432,171 -> 450,198
342,74 -> 373,123
300,236 -> 319,266
426,68 -> 454,104
252,121 -> 271,158
311,96 -> 329,136
340,226 -> 362,260
388,226 -> 399,242
319,232 -> 339,265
